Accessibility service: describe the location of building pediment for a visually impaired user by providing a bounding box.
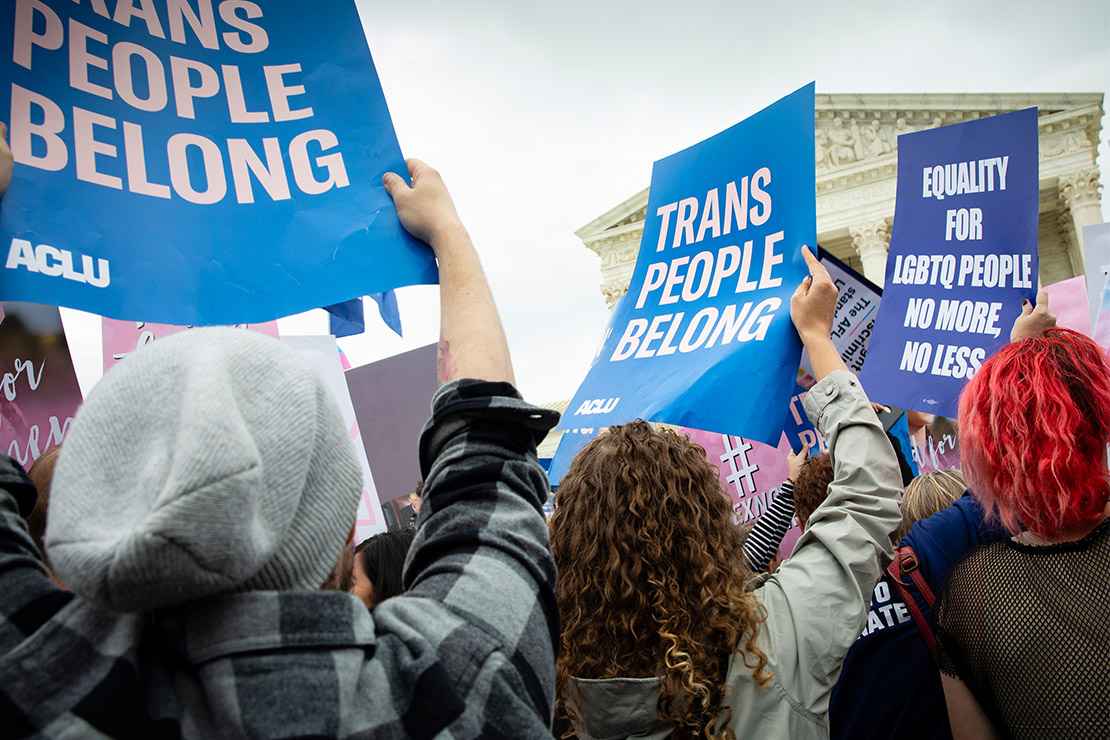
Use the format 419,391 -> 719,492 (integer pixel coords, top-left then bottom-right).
578,92 -> 1103,250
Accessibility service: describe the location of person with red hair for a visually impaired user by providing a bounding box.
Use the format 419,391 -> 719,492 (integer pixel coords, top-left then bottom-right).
938,290 -> 1110,740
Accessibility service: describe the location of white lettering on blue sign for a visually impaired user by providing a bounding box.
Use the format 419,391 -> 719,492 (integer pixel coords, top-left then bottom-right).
6,238 -> 110,287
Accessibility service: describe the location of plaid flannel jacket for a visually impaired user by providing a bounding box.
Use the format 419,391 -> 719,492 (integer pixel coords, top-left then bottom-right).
0,379 -> 560,739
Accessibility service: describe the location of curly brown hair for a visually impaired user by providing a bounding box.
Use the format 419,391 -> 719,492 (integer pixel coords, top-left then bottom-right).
792,453 -> 833,529
550,421 -> 770,738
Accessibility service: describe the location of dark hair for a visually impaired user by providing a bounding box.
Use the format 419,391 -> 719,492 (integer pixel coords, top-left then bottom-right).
322,535 -> 355,592
355,530 -> 415,607
27,447 -> 61,562
793,453 -> 833,528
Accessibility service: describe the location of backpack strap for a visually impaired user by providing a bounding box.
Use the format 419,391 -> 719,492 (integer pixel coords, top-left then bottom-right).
886,546 -> 938,655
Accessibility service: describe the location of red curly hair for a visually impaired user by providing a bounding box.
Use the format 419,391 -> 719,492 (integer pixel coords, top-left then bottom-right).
959,328 -> 1110,538
550,421 -> 770,738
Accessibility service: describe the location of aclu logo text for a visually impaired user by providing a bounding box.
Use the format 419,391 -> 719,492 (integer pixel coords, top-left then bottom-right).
6,239 -> 110,288
574,398 -> 620,416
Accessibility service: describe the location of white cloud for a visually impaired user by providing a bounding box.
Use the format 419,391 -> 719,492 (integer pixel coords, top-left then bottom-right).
64,0 -> 1110,405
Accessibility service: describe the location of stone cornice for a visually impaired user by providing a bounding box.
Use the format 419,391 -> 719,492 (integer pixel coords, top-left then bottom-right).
582,219 -> 645,255
576,190 -> 648,243
814,92 -> 1101,112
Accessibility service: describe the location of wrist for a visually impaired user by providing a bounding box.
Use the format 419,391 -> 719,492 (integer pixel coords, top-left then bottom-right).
428,219 -> 469,253
799,330 -> 834,347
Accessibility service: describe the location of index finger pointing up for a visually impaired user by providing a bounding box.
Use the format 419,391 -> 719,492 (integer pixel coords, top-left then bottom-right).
801,245 -> 832,282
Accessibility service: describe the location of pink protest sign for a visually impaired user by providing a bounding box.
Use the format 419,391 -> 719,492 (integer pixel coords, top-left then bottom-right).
0,303 -> 84,468
1043,276 -> 1092,337
911,417 -> 960,474
102,319 -> 280,371
681,428 -> 800,560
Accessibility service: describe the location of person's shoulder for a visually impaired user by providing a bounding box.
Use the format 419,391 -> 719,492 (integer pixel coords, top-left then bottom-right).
938,539 -> 1017,618
2,602 -> 148,736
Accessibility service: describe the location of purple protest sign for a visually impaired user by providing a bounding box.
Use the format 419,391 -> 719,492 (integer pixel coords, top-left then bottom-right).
860,109 -> 1039,416
103,318 -> 279,371
0,303 -> 83,467
345,344 -> 437,510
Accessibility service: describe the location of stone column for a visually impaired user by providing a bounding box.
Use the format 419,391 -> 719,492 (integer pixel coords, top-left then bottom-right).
1059,167 -> 1104,273
850,219 -> 892,286
601,285 -> 627,309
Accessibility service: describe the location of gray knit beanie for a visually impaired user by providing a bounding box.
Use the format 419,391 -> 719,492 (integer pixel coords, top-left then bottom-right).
46,328 -> 363,612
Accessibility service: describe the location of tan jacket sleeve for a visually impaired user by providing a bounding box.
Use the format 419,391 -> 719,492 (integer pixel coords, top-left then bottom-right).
755,370 -> 902,718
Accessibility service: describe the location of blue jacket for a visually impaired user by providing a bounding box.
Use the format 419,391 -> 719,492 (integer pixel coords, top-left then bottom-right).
830,492 -> 1007,740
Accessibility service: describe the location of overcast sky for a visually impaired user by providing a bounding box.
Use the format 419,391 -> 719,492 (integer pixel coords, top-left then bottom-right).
64,0 -> 1110,403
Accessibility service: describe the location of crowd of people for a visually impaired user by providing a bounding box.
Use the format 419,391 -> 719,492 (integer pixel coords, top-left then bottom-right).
1,125 -> 1108,739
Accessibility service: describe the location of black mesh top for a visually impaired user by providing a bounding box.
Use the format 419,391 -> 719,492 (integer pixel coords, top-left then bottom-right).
936,519 -> 1110,740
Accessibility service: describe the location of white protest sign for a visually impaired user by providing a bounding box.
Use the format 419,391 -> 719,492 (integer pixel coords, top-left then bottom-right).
798,252 -> 882,387
1083,223 -> 1110,325
283,336 -> 385,543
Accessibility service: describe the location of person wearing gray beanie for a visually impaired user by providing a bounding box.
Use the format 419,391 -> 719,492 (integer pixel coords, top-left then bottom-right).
48,327 -> 363,612
0,152 -> 560,738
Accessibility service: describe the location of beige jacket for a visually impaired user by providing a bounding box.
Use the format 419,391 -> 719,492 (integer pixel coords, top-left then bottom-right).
570,370 -> 903,739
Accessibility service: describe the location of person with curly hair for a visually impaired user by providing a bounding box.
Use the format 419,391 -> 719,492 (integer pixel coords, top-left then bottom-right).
937,292 -> 1110,740
792,452 -> 834,530
550,247 -> 903,739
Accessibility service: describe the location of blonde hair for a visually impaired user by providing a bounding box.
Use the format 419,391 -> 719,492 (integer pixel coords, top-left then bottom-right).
895,469 -> 966,541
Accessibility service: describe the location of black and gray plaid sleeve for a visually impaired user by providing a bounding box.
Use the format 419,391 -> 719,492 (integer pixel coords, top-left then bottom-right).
0,456 -> 75,655
0,456 -> 157,738
376,379 -> 560,736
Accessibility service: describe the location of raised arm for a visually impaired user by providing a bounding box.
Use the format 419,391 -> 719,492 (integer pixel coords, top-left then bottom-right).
0,132 -> 74,651
742,447 -> 805,572
791,246 -> 848,382
383,160 -> 513,385
753,245 -> 903,716
0,123 -> 12,196
369,163 -> 559,736
0,456 -> 76,656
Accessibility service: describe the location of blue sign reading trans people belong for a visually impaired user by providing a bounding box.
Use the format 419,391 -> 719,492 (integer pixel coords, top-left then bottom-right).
561,84 -> 815,444
860,109 -> 1038,417
0,0 -> 437,324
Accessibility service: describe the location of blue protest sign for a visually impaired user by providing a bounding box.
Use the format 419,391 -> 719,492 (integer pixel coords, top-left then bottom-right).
783,382 -> 827,456
547,427 -> 601,488
326,298 -> 366,338
369,290 -> 403,337
560,84 -> 816,444
886,412 -> 919,479
0,1 -> 437,324
859,109 -> 1039,417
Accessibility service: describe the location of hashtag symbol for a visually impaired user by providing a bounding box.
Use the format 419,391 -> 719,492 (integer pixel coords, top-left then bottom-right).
720,434 -> 759,497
